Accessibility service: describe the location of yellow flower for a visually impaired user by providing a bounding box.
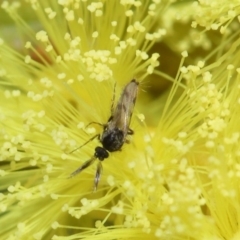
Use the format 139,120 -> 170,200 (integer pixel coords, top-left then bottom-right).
1,1 -> 240,240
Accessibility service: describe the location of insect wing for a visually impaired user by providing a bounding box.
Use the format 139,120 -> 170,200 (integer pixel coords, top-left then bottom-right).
109,79 -> 139,136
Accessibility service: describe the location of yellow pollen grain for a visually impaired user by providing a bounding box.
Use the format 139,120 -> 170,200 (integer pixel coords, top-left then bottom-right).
45,44 -> 52,52
144,134 -> 151,143
0,203 -> 7,212
111,21 -> 117,26
81,198 -> 88,205
87,4 -> 96,12
110,34 -> 120,42
203,71 -> 212,82
45,7 -> 56,19
128,161 -> 136,169
65,10 -> 74,21
125,10 -> 133,16
41,155 -> 49,162
220,26 -> 226,34
0,170 -> 6,177
178,132 -> 187,138
111,202 -> 124,214
211,23 -> 219,30
61,153 -> 68,160
85,127 -> 96,135
147,65 -> 154,74
51,221 -> 59,229
62,204 -> 69,212
56,56 -> 62,63
181,50 -> 188,57
92,31 -> 99,38
205,141 -> 215,148
136,50 -> 148,60
188,65 -> 200,73
227,64 -> 234,70
70,37 -> 81,47
95,10 -> 102,16
46,163 -> 53,173
134,21 -> 145,32
155,228 -> 163,237
123,180 -> 131,189
17,222 -> 25,231
145,33 -> 154,41
64,32 -> 71,41
107,175 -> 115,186
126,37 -> 136,46
36,30 -> 49,42
197,60 -> 205,68
180,66 -> 188,74
51,193 -> 58,200
24,55 -> 31,64
78,18 -> 84,24
43,175 -> 49,182
57,73 -> 66,79
12,90 -> 21,97
8,185 -> 15,193
114,46 -> 121,55
127,25 -> 134,33
77,74 -> 84,81
119,41 -> 127,49
25,41 -> 32,48
67,79 -> 74,84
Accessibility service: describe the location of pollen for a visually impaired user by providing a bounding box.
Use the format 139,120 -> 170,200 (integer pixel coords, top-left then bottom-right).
36,30 -> 49,42
45,7 -> 56,19
51,221 -> 59,229
2,0 -> 239,239
111,200 -> 124,214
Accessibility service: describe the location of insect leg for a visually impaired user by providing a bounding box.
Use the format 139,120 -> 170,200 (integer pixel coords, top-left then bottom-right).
86,121 -> 104,128
110,82 -> 117,115
125,128 -> 134,144
69,156 -> 96,178
127,128 -> 134,135
68,134 -> 100,154
93,161 -> 103,192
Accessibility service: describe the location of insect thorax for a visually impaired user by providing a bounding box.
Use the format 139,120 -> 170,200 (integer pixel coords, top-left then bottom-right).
101,128 -> 124,152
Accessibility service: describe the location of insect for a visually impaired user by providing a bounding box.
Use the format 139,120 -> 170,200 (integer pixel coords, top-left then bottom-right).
69,79 -> 139,191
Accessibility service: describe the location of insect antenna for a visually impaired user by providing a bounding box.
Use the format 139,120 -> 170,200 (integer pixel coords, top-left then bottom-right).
85,121 -> 104,128
68,134 -> 100,154
93,161 -> 103,192
69,156 -> 96,178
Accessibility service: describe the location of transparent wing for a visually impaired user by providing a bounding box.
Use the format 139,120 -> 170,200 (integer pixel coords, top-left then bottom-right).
109,80 -> 138,136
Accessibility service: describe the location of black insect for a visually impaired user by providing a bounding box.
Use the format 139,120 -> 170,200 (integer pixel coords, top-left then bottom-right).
69,79 -> 139,191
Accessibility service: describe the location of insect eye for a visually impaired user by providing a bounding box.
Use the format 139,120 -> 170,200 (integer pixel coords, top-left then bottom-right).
94,146 -> 109,160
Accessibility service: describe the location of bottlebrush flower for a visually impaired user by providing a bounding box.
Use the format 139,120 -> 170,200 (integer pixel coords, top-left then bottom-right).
1,1 -> 240,240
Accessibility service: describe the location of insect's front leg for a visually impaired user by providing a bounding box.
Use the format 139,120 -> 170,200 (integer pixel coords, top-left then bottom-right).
110,82 -> 117,115
86,121 -> 104,128
68,133 -> 100,154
